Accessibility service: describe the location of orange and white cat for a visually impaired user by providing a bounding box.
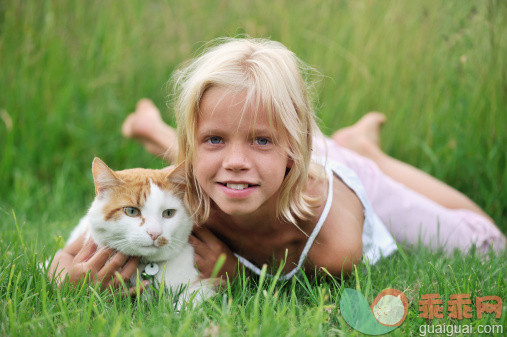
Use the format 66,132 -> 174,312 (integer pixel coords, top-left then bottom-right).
66,157 -> 214,305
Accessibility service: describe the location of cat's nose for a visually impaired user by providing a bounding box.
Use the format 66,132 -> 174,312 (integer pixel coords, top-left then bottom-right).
146,227 -> 162,241
149,232 -> 161,241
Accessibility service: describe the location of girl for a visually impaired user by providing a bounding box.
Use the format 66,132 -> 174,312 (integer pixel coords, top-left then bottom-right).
50,38 -> 505,290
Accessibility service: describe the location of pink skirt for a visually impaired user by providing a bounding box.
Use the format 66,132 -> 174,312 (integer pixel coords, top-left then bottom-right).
313,137 -> 506,253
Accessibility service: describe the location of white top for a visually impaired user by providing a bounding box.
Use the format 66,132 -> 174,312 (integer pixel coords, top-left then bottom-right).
233,157 -> 398,280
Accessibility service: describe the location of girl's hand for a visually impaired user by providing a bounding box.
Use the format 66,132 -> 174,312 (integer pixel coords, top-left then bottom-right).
190,227 -> 239,280
48,231 -> 148,296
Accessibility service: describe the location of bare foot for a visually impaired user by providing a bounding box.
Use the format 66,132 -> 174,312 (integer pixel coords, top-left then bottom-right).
122,99 -> 178,161
331,112 -> 386,157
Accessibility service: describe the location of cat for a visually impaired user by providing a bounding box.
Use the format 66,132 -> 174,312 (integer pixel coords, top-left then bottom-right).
66,157 -> 214,306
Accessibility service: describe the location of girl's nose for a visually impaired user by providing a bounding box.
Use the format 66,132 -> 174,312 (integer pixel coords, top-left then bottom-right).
223,143 -> 251,171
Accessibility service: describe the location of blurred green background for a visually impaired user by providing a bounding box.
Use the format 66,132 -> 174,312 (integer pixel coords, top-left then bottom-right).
1,0 -> 505,240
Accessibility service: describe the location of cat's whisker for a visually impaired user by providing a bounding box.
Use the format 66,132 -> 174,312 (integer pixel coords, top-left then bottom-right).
170,238 -> 186,245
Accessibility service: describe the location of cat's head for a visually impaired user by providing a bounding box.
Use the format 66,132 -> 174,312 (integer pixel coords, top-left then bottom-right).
87,157 -> 191,262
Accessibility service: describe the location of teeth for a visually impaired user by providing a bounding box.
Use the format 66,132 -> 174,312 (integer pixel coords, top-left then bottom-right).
227,183 -> 249,190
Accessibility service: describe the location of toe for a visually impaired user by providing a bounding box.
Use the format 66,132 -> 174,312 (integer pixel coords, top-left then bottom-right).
331,127 -> 352,147
121,114 -> 135,137
136,98 -> 155,110
364,111 -> 386,125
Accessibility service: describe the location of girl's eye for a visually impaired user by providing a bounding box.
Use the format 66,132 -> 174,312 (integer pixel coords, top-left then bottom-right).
123,207 -> 140,217
255,137 -> 270,146
162,209 -> 176,218
207,136 -> 223,145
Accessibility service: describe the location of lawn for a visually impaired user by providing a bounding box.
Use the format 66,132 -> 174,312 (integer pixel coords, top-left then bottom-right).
1,0 -> 505,336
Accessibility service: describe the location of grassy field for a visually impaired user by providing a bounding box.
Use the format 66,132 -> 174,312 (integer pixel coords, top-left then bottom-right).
1,0 -> 506,336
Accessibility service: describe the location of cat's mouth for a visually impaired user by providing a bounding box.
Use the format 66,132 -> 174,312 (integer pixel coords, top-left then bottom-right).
137,245 -> 160,257
142,242 -> 165,249
142,238 -> 170,249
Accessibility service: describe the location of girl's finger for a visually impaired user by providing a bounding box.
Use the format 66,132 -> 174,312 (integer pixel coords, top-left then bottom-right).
191,241 -> 207,258
106,272 -> 127,290
74,238 -> 98,263
194,255 -> 211,277
64,231 -> 88,255
192,227 -> 217,243
121,280 -> 150,298
194,228 -> 227,253
194,254 -> 203,265
86,246 -> 114,271
112,257 -> 140,286
68,262 -> 91,283
188,234 -> 198,245
190,235 -> 208,257
97,251 -> 129,281
189,232 -> 204,243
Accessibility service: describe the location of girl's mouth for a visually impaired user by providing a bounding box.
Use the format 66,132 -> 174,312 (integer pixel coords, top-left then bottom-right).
217,182 -> 259,198
218,182 -> 259,190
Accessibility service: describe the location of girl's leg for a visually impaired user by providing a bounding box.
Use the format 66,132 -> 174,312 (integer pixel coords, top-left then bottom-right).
314,135 -> 506,253
331,113 -> 491,220
312,112 -> 505,252
122,99 -> 179,163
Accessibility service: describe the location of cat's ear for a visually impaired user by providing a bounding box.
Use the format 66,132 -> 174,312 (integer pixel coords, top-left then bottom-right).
166,161 -> 186,196
92,157 -> 121,195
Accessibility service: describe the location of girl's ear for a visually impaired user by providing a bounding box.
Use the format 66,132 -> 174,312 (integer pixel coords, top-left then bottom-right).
92,157 -> 121,195
284,158 -> 294,178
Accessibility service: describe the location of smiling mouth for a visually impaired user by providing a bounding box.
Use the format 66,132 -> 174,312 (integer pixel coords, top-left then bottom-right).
218,182 -> 259,190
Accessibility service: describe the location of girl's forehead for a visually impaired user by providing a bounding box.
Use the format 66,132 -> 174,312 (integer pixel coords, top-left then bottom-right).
197,87 -> 280,133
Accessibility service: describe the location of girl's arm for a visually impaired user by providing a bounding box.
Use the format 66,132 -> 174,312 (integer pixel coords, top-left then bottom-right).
307,175 -> 365,276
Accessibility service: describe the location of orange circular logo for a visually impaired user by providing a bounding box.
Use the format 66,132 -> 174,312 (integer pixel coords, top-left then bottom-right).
370,288 -> 409,327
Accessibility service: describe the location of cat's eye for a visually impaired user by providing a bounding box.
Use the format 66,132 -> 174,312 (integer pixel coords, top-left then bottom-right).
124,207 -> 140,217
162,209 -> 176,218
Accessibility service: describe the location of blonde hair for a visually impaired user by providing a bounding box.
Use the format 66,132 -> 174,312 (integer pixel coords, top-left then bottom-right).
171,37 -> 324,226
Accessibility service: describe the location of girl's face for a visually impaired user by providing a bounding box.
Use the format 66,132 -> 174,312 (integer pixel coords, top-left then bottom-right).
194,87 -> 292,218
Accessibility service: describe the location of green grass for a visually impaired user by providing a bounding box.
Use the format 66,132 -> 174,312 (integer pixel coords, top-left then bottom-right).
1,0 -> 506,336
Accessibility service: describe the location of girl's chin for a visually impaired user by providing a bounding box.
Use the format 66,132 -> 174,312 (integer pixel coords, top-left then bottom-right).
217,204 -> 261,217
